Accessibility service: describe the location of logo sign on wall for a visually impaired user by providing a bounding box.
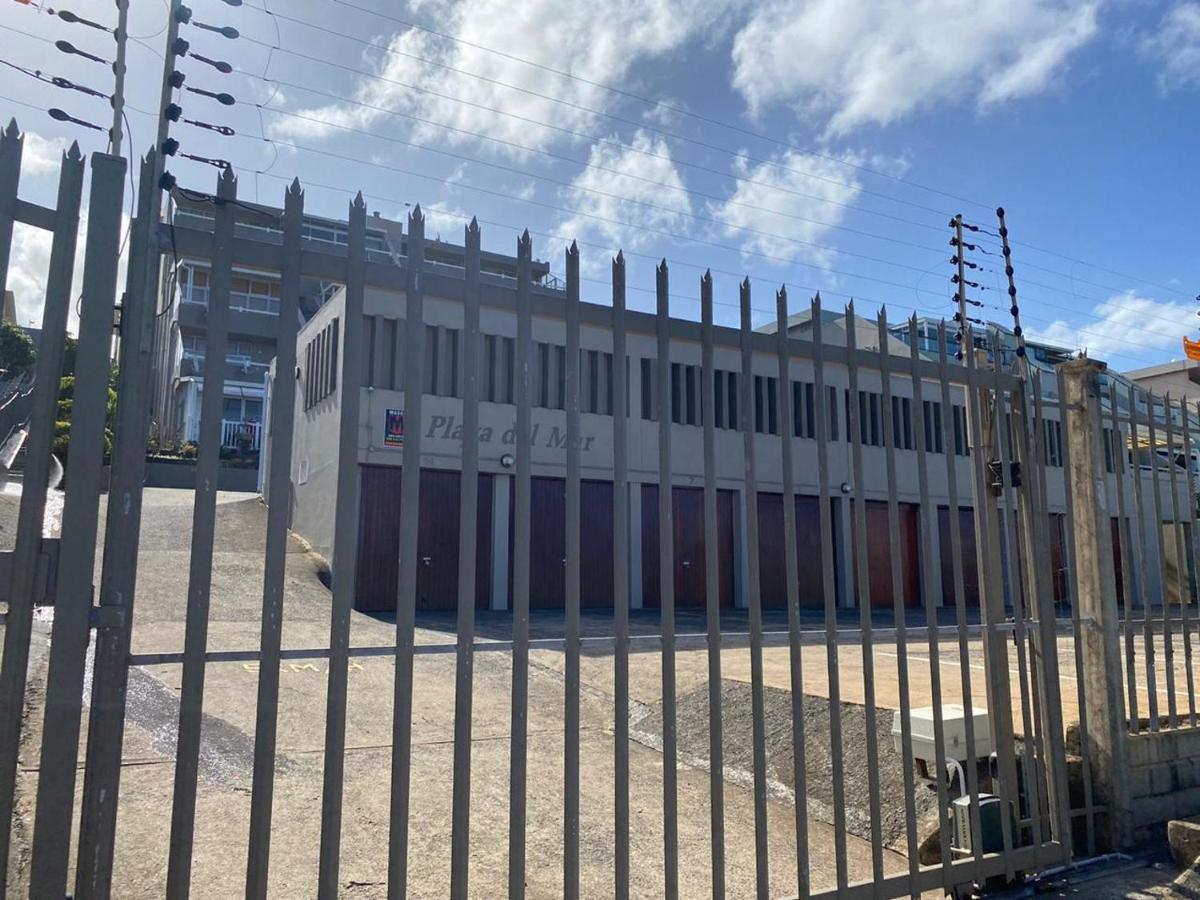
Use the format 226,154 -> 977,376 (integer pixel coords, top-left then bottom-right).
384,408 -> 404,447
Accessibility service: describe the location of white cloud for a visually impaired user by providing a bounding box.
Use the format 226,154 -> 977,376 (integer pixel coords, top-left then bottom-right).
1143,3 -> 1200,90
421,203 -> 474,242
730,0 -> 1099,134
21,132 -> 71,178
1032,290 -> 1196,359
708,150 -> 862,267
8,211 -> 131,334
273,0 -> 739,157
556,131 -> 691,256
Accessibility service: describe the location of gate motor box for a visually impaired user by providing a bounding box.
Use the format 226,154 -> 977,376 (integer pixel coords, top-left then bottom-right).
950,794 -> 1017,857
892,704 -> 992,776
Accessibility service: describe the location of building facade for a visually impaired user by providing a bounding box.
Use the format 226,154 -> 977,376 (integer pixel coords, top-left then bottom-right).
276,249 -> 1191,617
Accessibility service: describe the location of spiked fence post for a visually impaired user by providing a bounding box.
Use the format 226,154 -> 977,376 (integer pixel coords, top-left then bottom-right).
450,216 -> 482,899
0,139 -> 84,900
76,148 -> 161,900
317,190 -> 368,899
390,202 -> 426,898
31,148 -> 127,897
245,176 -> 306,900
0,120 -> 23,294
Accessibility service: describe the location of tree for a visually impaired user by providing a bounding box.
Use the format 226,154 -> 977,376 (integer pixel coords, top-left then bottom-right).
52,374 -> 117,467
0,320 -> 35,379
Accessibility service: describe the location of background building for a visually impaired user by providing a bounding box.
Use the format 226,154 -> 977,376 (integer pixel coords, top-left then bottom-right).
274,247 -> 1190,618
148,195 -> 553,451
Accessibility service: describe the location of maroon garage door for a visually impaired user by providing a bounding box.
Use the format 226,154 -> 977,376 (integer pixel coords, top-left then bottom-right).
938,505 -> 980,608
851,499 -> 921,609
355,466 -> 494,612
756,492 -> 830,609
508,476 -> 615,609
641,485 -> 735,608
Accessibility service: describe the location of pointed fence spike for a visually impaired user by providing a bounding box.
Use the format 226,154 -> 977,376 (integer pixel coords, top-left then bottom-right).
4,118 -> 19,139
66,140 -> 82,161
353,190 -> 366,210
468,215 -> 479,232
615,249 -> 624,264
568,239 -> 578,255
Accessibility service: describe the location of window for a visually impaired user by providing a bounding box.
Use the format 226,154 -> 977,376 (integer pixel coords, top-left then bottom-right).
223,397 -> 263,423
847,390 -> 884,447
421,326 -> 463,399
230,275 -> 281,315
1044,419 -> 1064,467
580,349 -> 614,415
641,358 -> 655,420
890,396 -> 913,450
301,221 -> 389,253
304,318 -> 339,410
180,266 -> 210,305
754,375 -> 778,435
923,400 -> 945,454
952,404 -> 970,456
668,362 -> 701,425
793,381 -> 815,439
712,370 -> 738,430
484,334 -> 515,404
670,363 -> 683,424
534,341 -> 565,410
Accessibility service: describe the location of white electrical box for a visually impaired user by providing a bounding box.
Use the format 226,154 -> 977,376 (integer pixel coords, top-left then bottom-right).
892,704 -> 992,764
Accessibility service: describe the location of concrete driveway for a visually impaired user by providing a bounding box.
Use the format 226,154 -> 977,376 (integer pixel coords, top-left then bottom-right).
16,489 -> 1191,897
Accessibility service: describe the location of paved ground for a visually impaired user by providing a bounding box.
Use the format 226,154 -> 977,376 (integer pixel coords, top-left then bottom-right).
5,488 -> 1200,897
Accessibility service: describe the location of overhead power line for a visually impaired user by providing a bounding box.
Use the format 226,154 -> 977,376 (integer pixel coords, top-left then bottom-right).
0,70 -> 1185,362
249,76 -> 951,255
230,4 -> 1191,300
244,76 -> 1175,315
243,169 -> 1193,366
294,0 -> 996,213
242,101 -> 1193,328
233,22 -> 956,220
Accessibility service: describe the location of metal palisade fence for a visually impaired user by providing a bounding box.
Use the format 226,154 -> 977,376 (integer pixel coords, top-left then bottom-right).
0,123 -> 1196,898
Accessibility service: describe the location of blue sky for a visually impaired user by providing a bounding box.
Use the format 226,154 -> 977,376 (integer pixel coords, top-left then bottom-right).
2,0 -> 1198,371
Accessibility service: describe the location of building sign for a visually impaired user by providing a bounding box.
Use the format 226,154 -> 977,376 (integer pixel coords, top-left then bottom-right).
384,408 -> 404,447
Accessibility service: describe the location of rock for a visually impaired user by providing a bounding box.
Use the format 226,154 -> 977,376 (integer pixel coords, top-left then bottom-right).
1169,817 -> 1200,868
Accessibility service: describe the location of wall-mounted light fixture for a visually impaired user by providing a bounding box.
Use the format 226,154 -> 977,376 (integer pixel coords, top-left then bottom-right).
500,453 -> 515,469
840,482 -> 852,494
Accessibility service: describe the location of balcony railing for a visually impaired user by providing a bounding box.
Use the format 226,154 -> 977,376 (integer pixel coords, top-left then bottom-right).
221,420 -> 262,451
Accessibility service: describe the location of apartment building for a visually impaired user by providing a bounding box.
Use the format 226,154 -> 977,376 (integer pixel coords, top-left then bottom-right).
148,194 -> 553,451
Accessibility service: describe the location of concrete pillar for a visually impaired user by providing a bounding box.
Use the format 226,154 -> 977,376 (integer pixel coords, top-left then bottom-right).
1060,357 -> 1133,848
490,473 -> 511,610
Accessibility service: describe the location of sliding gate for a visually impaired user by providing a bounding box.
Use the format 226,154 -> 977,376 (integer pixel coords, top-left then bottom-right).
0,124 -> 1087,898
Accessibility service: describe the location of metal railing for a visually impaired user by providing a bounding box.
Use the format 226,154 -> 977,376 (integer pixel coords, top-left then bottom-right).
221,419 -> 262,451
0,119 -> 1176,899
